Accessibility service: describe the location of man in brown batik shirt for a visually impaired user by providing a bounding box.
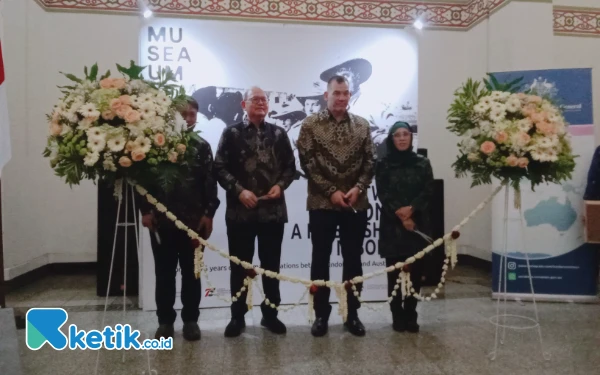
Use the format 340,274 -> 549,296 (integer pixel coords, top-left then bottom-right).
297,75 -> 375,338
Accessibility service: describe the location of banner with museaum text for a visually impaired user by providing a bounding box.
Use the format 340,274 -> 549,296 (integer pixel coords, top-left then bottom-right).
490,68 -> 598,301
137,18 -> 419,310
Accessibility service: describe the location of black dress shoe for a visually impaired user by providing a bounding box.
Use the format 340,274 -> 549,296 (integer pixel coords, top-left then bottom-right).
344,317 -> 366,337
393,319 -> 406,333
154,324 -> 174,340
406,320 -> 420,333
261,317 -> 287,334
311,317 -> 328,337
182,322 -> 201,341
224,318 -> 246,337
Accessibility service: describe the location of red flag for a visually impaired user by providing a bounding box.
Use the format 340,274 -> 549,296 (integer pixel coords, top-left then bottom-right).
0,37 -> 11,175
0,40 -> 4,85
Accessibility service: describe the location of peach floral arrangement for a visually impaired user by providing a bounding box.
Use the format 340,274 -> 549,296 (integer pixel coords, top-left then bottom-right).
447,77 -> 576,191
43,61 -> 199,191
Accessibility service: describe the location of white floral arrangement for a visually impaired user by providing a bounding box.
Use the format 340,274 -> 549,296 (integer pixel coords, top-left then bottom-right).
43,61 -> 200,191
447,77 -> 576,191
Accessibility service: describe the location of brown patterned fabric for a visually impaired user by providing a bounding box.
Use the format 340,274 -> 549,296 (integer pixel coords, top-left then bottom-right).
297,110 -> 375,211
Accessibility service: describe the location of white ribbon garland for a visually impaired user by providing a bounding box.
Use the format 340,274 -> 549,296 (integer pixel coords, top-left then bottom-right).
445,236 -> 458,270
336,285 -> 348,322
514,186 -> 522,210
113,178 -> 124,200
400,271 -> 407,300
246,277 -> 254,311
133,182 -> 506,318
308,290 -> 315,324
194,246 -> 204,279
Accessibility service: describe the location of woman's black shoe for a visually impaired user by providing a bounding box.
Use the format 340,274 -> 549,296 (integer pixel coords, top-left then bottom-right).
311,317 -> 328,337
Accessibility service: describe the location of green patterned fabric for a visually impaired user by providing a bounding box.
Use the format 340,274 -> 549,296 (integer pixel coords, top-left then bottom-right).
375,123 -> 434,258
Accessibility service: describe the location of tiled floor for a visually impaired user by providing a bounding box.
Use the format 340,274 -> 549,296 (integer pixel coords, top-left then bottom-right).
4,264 -> 600,375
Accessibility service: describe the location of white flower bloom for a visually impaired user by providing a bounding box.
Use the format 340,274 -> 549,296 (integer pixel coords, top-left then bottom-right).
479,120 -> 492,134
86,127 -> 106,141
55,100 -> 68,112
138,93 -> 153,105
517,118 -> 533,132
60,124 -> 73,136
490,91 -> 505,100
480,96 -> 493,106
467,153 -> 480,162
156,92 -> 172,108
541,101 -> 557,113
491,102 -> 506,113
78,118 -> 94,130
65,107 -> 80,123
128,123 -> 146,138
139,100 -> 156,111
78,103 -> 100,119
107,136 -> 126,152
84,151 -> 100,166
530,149 -> 547,161
133,136 -> 152,153
150,116 -> 166,131
474,103 -> 489,114
548,113 -> 562,124
48,141 -> 59,161
505,98 -> 521,113
460,138 -> 478,153
129,95 -> 140,108
102,157 -> 117,172
489,109 -> 506,122
139,102 -> 157,119
127,80 -> 148,93
155,105 -> 168,117
88,137 -> 106,152
174,112 -> 187,133
548,135 -> 560,147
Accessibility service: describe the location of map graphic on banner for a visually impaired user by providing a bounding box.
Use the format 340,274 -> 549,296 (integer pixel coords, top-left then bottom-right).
137,19 -> 419,310
490,68 -> 598,299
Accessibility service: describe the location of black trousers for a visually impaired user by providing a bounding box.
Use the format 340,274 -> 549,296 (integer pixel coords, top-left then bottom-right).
150,221 -> 201,325
386,255 -> 423,321
309,209 -> 368,320
226,221 -> 285,319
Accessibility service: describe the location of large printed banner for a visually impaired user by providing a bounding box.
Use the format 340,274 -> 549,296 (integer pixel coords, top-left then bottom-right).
137,19 -> 419,310
490,68 -> 599,300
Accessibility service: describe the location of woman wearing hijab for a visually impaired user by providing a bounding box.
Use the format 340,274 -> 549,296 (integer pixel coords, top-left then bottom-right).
375,122 -> 434,333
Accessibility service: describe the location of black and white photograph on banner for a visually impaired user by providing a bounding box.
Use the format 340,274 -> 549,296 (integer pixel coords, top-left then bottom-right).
138,19 -> 419,310
3,1 -> 600,373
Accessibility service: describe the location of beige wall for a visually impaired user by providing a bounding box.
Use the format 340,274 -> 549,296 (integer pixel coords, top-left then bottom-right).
2,0 -> 600,277
2,1 -> 140,278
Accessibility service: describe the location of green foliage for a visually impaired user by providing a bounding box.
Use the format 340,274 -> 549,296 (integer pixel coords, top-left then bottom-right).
483,73 -> 527,93
116,60 -> 146,80
447,78 -> 488,136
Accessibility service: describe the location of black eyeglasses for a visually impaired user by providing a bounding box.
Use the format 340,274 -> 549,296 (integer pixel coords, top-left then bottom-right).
247,97 -> 268,104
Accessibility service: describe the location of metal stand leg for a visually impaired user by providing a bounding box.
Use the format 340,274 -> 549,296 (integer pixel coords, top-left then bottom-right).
489,185 -> 551,361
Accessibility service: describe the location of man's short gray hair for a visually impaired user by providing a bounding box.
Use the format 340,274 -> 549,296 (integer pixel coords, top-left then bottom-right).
244,86 -> 264,101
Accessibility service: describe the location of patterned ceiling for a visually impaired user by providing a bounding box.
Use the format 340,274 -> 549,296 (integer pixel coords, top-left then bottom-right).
34,0 -> 600,36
